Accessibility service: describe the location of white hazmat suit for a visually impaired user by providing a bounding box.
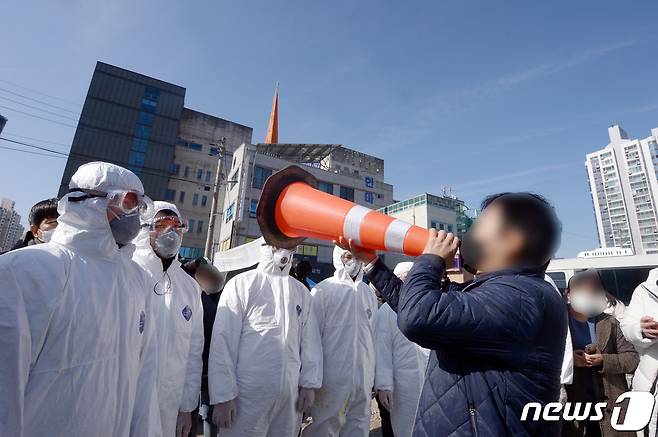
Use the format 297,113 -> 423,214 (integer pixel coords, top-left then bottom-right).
0,162 -> 161,437
208,245 -> 323,437
374,262 -> 430,437
132,201 -> 203,437
303,246 -> 378,437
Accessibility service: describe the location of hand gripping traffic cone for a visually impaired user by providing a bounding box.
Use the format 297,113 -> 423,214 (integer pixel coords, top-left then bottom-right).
257,165 -> 431,255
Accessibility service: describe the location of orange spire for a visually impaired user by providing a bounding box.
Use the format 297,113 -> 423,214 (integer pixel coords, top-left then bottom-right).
265,82 -> 279,144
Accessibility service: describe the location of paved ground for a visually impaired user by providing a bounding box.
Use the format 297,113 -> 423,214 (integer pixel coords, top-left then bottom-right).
193,398 -> 385,436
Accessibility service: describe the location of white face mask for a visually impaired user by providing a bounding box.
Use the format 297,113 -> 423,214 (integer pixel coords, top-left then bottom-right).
153,229 -> 182,259
569,291 -> 608,318
343,258 -> 362,278
37,228 -> 55,243
272,248 -> 293,270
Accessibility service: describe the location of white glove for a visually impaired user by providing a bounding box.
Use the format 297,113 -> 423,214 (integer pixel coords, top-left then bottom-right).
213,399 -> 237,429
296,387 -> 315,413
176,411 -> 192,437
377,390 -> 394,412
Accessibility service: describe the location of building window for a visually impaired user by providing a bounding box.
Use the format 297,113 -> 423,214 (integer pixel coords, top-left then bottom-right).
249,199 -> 258,218
179,191 -> 185,203
192,193 -> 199,206
179,246 -> 203,259
220,239 -> 231,252
188,219 -> 195,232
132,137 -> 148,153
225,203 -> 235,223
365,191 -> 374,204
339,186 -> 354,202
184,166 -> 190,178
134,124 -> 151,139
448,224 -> 453,233
128,151 -> 145,166
201,195 -> 208,207
210,147 -> 221,156
141,87 -> 160,113
365,176 -> 374,188
205,170 -> 212,182
317,181 -> 333,194
253,166 -> 273,189
197,220 -> 203,234
171,163 -> 180,175
137,111 -> 154,126
297,244 -> 318,257
196,169 -> 203,180
164,189 -> 176,201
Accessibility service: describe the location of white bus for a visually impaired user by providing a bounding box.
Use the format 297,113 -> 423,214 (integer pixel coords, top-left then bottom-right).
546,254 -> 658,304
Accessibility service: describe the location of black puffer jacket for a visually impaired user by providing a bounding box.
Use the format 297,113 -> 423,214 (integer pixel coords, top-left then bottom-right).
368,255 -> 567,436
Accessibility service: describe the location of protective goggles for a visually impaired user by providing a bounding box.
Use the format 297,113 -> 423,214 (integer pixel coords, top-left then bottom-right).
147,215 -> 189,234
68,188 -> 153,216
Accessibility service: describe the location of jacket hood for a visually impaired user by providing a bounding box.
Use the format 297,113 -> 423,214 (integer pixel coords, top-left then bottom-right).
257,244 -> 293,276
332,245 -> 364,283
51,162 -> 144,259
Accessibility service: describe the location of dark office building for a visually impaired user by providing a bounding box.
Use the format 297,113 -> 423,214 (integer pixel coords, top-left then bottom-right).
58,62 -> 186,198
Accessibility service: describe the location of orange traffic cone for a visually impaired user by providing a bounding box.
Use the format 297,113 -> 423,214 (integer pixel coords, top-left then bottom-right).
257,165 -> 430,256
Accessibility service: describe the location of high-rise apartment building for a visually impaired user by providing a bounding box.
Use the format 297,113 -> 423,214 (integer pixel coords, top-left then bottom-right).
0,198 -> 24,252
585,124 -> 658,255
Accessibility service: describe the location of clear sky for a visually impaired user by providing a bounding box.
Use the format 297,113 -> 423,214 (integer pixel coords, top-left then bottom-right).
2,0 -> 658,257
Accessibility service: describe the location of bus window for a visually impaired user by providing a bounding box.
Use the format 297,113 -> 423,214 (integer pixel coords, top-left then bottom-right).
597,268 -> 653,305
546,272 -> 567,294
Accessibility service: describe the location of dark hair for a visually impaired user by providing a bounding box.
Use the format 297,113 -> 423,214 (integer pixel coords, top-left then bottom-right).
28,198 -> 59,226
482,192 -> 561,267
567,269 -> 603,291
294,260 -> 312,277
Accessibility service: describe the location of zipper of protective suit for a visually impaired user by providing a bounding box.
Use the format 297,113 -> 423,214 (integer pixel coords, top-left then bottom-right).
279,278 -> 287,399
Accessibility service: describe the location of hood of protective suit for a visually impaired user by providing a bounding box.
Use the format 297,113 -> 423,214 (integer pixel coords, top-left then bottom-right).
142,200 -> 182,225
257,244 -> 294,276
332,245 -> 364,283
393,262 -> 414,278
52,162 -> 144,259
133,200 -> 182,269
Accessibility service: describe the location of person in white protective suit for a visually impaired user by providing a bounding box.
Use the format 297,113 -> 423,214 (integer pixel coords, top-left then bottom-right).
303,246 -> 378,437
132,201 -> 203,437
208,244 -> 322,437
621,268 -> 658,436
0,161 -> 161,437
374,262 -> 430,437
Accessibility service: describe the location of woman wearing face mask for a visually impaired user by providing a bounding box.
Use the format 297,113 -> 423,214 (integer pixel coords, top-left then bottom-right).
132,201 -> 204,437
563,269 -> 639,437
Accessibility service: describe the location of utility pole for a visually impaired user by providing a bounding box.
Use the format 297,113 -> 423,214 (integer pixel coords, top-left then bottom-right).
204,137 -> 226,260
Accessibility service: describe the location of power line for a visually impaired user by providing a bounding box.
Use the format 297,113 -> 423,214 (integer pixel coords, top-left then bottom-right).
2,131 -> 72,148
0,104 -> 77,128
0,86 -> 80,115
0,95 -> 80,122
0,136 -> 223,189
0,78 -> 81,107
0,101 -> 182,151
0,144 -> 66,158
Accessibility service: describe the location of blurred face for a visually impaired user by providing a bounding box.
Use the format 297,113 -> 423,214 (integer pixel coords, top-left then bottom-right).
460,203 -> 524,274
567,279 -> 608,318
195,270 -> 222,294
